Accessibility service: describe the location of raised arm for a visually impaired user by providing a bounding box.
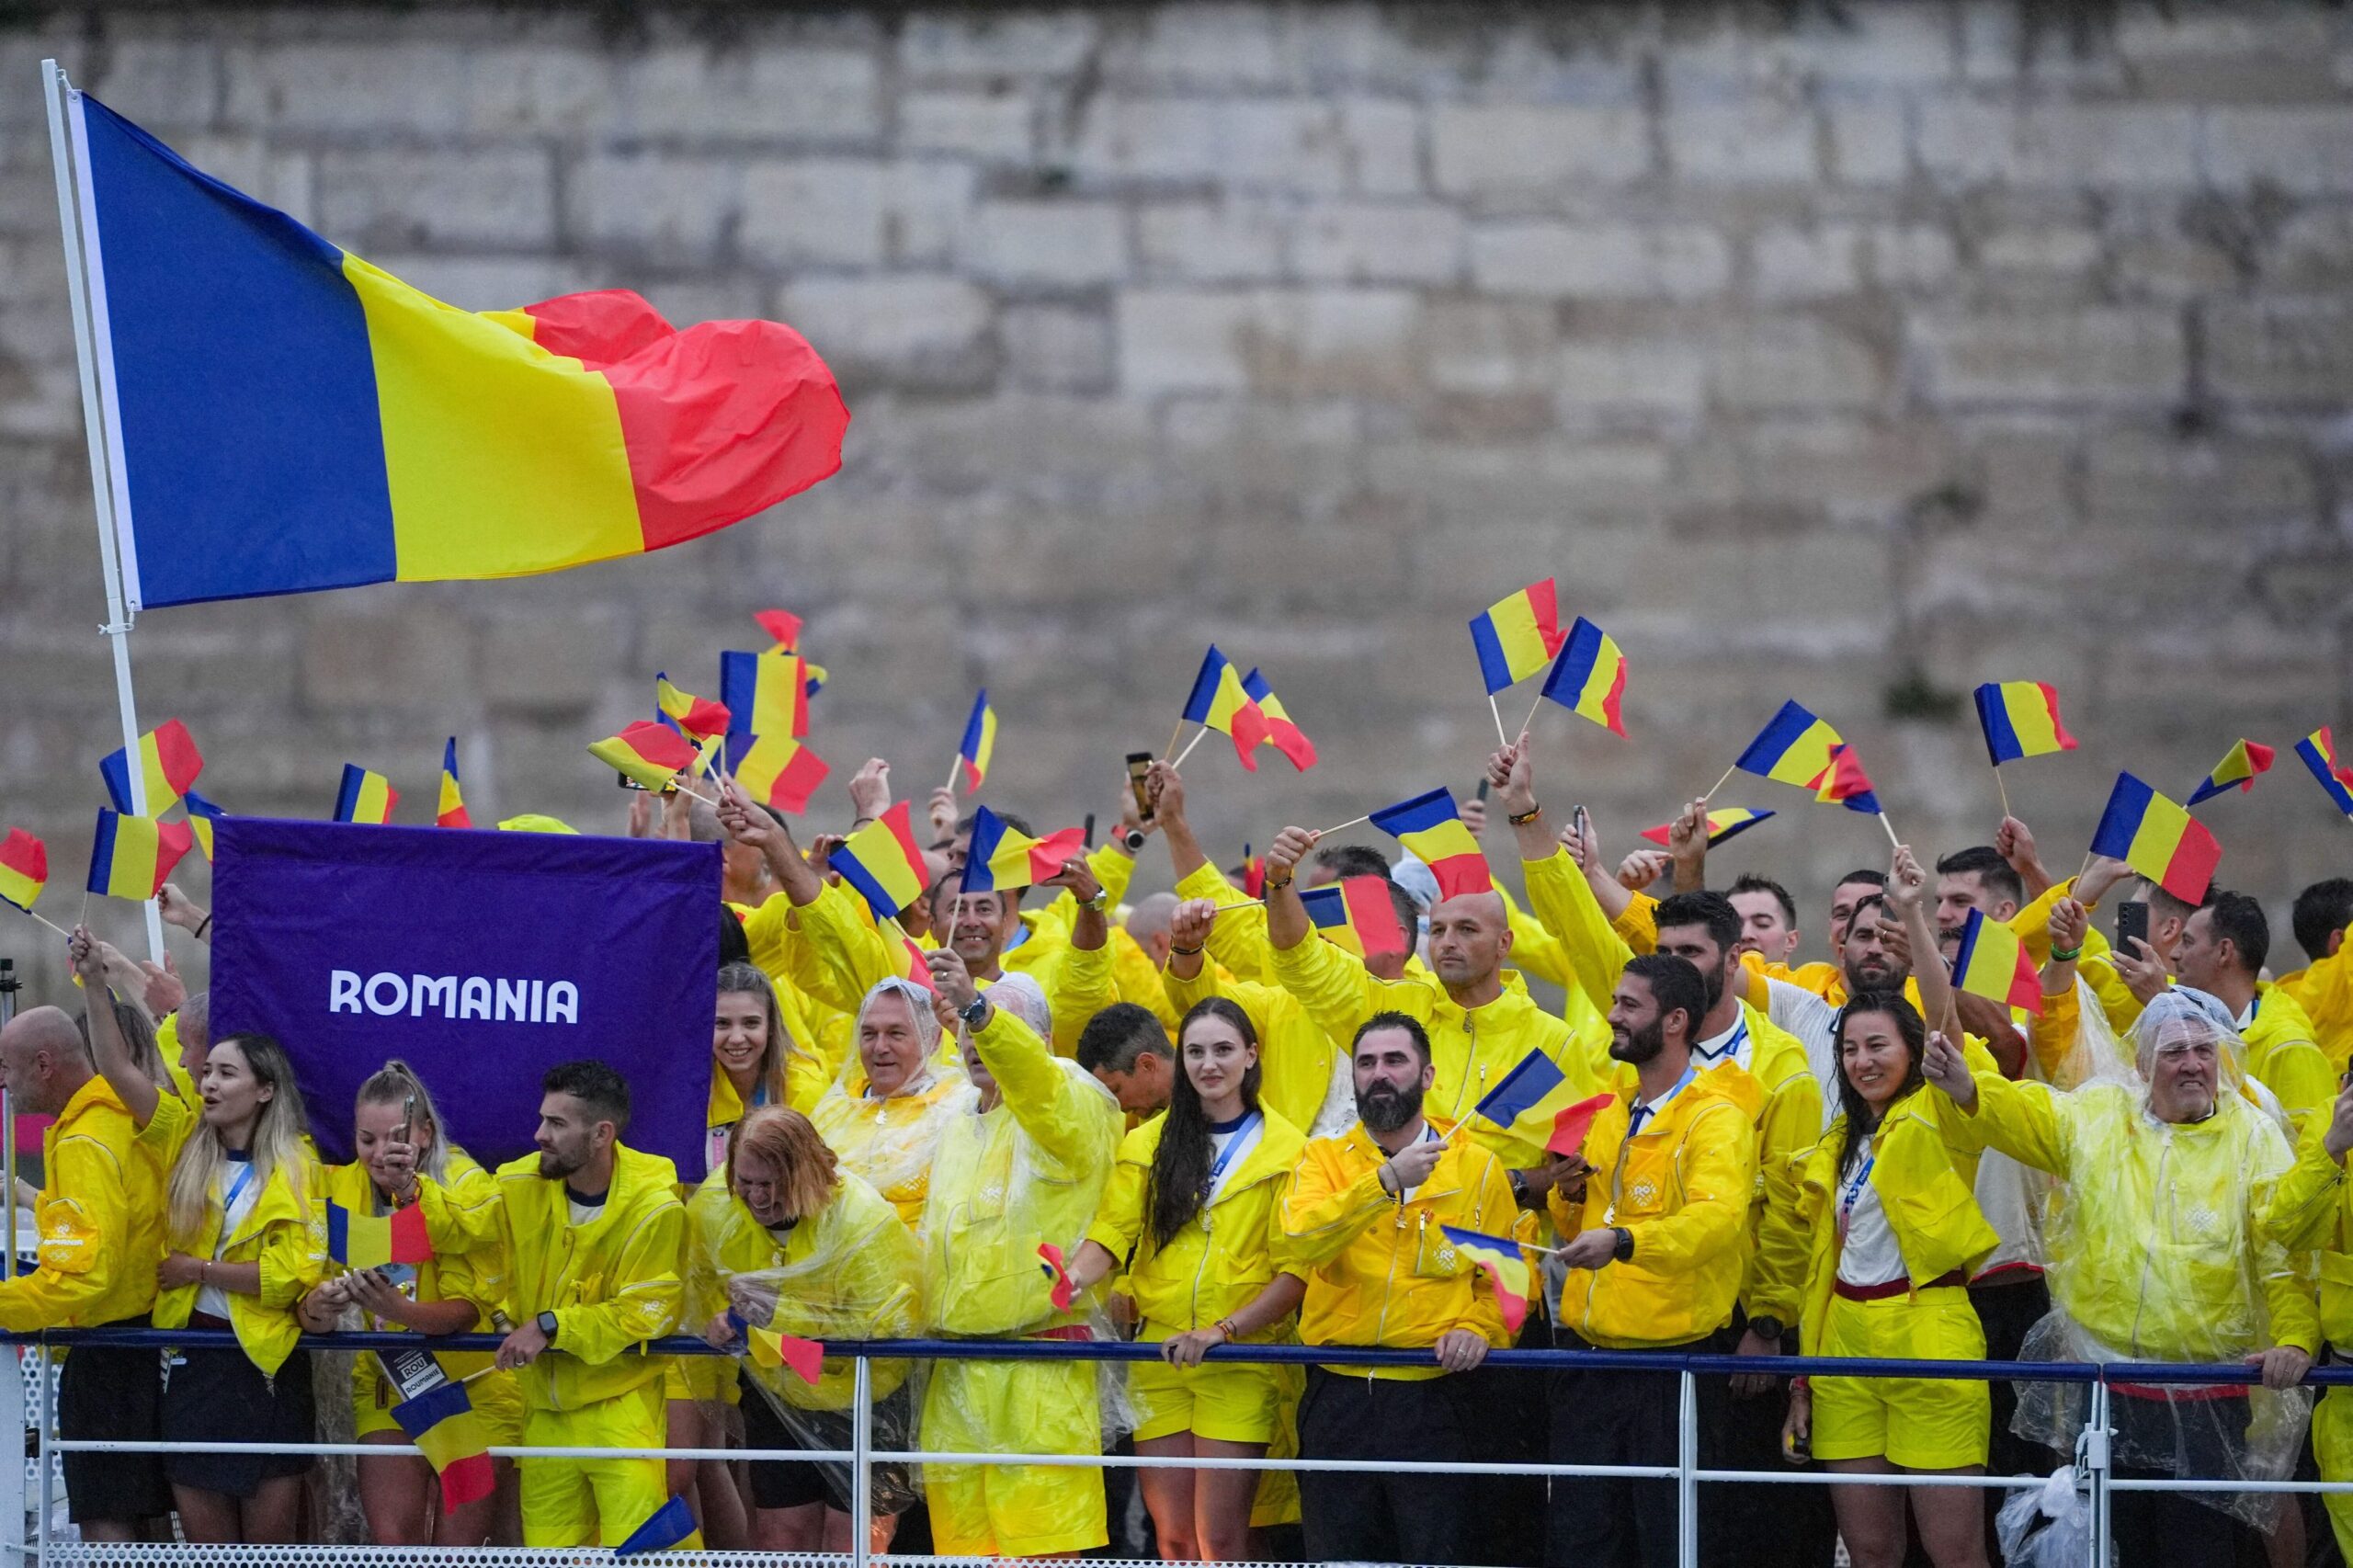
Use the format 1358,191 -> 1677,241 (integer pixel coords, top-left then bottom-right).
69,930 -> 159,1129
1489,734 -> 1631,1015
1886,846 -> 1951,1029
1152,760 -> 1274,982
932,947 -> 1113,1169
718,776 -> 824,907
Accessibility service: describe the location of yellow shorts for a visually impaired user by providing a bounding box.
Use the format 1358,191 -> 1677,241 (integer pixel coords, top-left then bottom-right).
349,1352 -> 525,1446
661,1353 -> 735,1405
1131,1342 -> 1283,1446
921,1357 -> 1107,1558
2313,1384 -> 2353,1562
518,1382 -> 690,1550
1810,1288 -> 1989,1471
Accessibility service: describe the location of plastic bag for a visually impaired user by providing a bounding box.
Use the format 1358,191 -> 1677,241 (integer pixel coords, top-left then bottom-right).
1995,1465 -> 2097,1568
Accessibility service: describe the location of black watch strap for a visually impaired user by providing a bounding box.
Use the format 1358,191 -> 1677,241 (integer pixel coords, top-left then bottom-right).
1611,1226 -> 1634,1262
537,1310 -> 559,1341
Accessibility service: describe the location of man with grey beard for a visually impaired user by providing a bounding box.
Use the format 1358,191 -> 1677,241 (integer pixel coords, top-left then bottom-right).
1280,1012 -> 1520,1566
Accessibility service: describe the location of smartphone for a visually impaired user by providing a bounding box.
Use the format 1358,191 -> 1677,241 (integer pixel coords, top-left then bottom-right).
617,772 -> 679,797
1572,804 -> 1590,844
1082,812 -> 1097,849
1474,778 -> 1490,802
1126,752 -> 1155,823
2116,900 -> 2150,956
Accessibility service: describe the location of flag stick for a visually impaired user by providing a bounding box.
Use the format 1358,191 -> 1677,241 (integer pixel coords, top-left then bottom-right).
1994,766 -> 2011,820
1207,901 -> 1263,914
1172,727 -> 1211,768
943,756 -> 962,801
667,779 -> 721,810
1877,812 -> 1901,850
1164,718 -> 1188,763
1520,688 -> 1548,739
456,1364 -> 498,1387
1313,813 -> 1372,837
1702,764 -> 1738,803
7,905 -> 70,941
1487,693 -> 1509,749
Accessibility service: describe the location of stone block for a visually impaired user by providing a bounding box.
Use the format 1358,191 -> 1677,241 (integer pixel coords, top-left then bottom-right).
1667,100 -> 1820,186
165,136 -> 316,226
451,46 -> 611,137
2116,10 -> 2343,100
1752,225 -> 1862,301
962,199 -> 1129,287
1826,99 -> 1912,185
1471,222 -> 1732,301
739,158 -> 973,269
1100,5 -> 1297,93
1072,97 -> 1417,195
2205,299 -> 2353,406
613,46 -> 882,143
777,276 -> 995,389
1134,200 -> 1288,282
91,39 -> 222,129
900,91 -> 1036,160
223,43 -> 466,132
301,608 -> 475,712
2083,430 -> 2318,530
1911,308 -> 2185,406
899,14 -> 1100,78
1294,202 -> 1464,285
364,253 -> 591,312
1001,304 -> 1115,392
1117,288 -> 1254,394
568,153 -> 738,265
1430,105 -> 1651,196
1120,287 -> 1419,400
1556,336 -> 1711,423
1708,317 -> 1889,414
2205,108 -> 2353,196
1917,97 -> 2201,188
316,148 -> 556,251
1978,224 -> 2103,282
1421,299 -> 1559,398
2266,208 -> 2353,289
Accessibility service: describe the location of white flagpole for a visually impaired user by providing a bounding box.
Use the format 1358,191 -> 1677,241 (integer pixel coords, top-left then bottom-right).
44,59 -> 164,960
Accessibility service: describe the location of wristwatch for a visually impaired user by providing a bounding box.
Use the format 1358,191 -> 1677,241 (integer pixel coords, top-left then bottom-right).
1080,889 -> 1109,914
536,1310 -> 559,1342
1610,1226 -> 1634,1263
1119,827 -> 1147,853
959,994 -> 991,1028
1746,1313 -> 1783,1343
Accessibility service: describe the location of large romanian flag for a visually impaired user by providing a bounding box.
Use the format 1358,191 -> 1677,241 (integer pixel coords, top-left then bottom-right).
63,91 -> 847,610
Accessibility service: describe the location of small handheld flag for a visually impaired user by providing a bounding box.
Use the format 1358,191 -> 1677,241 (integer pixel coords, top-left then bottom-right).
86,812 -> 193,900
1300,876 -> 1408,960
2188,740 -> 2275,806
1813,744 -> 1881,815
333,765 -> 399,825
1438,1225 -> 1533,1334
1177,646 -> 1269,770
654,673 -> 732,741
2295,728 -> 2353,819
830,801 -> 932,919
97,719 -> 203,816
388,1380 -> 494,1513
746,1326 -> 825,1386
1973,681 -> 2077,767
1472,1048 -> 1614,1161
183,791 -> 226,860
435,739 -> 471,828
1239,847 -> 1266,900
613,1494 -> 698,1558
0,830 -> 49,914
1732,700 -> 1845,790
719,648 -> 813,740
1640,808 -> 1774,849
1038,1242 -> 1077,1311
1370,790 -> 1491,901
326,1200 -> 432,1268
1469,578 -> 1566,695
2089,773 -> 2222,905
754,608 -> 802,649
957,689 -> 998,792
1534,616 -> 1629,738
961,806 -> 1086,895
589,721 -> 700,791
1949,907 -> 2041,1017
1241,668 -> 1318,771
725,733 -> 829,813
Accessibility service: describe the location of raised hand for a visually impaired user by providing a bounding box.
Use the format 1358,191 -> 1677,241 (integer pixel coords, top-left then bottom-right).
847,758 -> 892,824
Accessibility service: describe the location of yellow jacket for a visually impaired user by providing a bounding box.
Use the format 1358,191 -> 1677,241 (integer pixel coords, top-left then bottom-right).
922,1006 -> 1122,1336
1282,1119 -> 1516,1378
2277,928 -> 2353,1074
417,1142 -> 685,1412
1551,1065 -> 1758,1349
1958,1072 -> 2317,1359
808,1067 -> 976,1229
1522,850 -> 1819,1324
141,1093 -> 324,1375
2262,1113 -> 2353,1353
318,1152 -> 519,1417
1793,1087 -> 2000,1358
1269,925 -> 1604,1167
1084,1108 -> 1307,1336
1161,965 -> 1337,1135
1176,862 -> 1281,985
688,1166 -> 921,1409
2242,985 -> 2332,1139
0,1075 -> 160,1332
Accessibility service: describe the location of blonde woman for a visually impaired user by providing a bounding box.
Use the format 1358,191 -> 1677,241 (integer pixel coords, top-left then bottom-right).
73,928 -> 324,1545
297,1061 -> 522,1546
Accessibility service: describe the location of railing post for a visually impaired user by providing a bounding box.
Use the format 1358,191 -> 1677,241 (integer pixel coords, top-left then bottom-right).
31,1342 -> 46,1567
1677,1367 -> 1699,1568
2084,1378 -> 2110,1568
0,1345 -> 20,1561
851,1354 -> 873,1568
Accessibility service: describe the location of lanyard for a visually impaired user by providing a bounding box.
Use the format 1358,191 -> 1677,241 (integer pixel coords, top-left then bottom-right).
1201,1112 -> 1263,1203
1836,1148 -> 1876,1244
1694,1016 -> 1748,1065
222,1161 -> 256,1218
1625,1064 -> 1697,1138
1607,1066 -> 1697,1224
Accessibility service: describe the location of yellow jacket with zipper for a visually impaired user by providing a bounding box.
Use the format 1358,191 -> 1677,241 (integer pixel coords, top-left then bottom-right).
0,1074 -> 161,1333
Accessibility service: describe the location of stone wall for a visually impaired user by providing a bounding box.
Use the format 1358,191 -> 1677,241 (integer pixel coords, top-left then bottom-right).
3,1 -> 2351,991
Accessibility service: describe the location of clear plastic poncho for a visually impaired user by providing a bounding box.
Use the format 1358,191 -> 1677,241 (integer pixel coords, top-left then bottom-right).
2010,989 -> 2311,1532
807,979 -> 978,1228
688,1165 -> 926,1514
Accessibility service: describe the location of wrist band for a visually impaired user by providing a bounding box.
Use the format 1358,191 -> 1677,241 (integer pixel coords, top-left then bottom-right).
1216,1317 -> 1240,1342
1264,873 -> 1292,892
1169,943 -> 1203,958
194,914 -> 212,938
2049,945 -> 2082,962
1507,804 -> 1541,825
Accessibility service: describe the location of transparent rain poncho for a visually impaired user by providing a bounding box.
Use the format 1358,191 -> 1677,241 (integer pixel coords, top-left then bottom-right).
2006,989 -> 2312,1531
806,979 -> 977,1229
688,1165 -> 926,1514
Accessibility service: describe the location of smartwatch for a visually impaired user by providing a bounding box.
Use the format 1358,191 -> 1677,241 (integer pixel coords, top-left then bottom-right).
536,1310 -> 560,1342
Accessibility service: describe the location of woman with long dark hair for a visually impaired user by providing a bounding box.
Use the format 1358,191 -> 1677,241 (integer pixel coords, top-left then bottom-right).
1069,997 -> 1309,1561
1783,991 -> 1997,1568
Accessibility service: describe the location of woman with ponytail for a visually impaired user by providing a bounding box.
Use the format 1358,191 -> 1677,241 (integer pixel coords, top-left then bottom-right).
297,1060 -> 520,1545
1068,997 -> 1310,1561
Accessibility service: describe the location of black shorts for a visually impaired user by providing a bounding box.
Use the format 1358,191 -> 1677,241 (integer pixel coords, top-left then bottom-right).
55,1316 -> 170,1525
160,1334 -> 314,1499
737,1370 -> 913,1516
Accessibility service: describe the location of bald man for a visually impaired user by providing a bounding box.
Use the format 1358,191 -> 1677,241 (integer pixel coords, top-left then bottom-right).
0,1004 -> 169,1537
